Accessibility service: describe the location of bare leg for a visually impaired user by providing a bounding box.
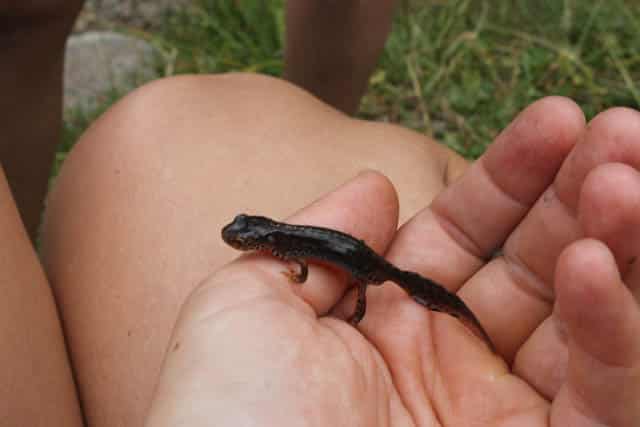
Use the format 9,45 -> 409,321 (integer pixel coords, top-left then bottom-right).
42,73 -> 464,426
0,1 -> 84,242
0,167 -> 82,425
284,0 -> 398,115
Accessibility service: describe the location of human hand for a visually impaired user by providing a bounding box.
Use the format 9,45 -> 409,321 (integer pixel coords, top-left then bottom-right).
146,98 -> 640,426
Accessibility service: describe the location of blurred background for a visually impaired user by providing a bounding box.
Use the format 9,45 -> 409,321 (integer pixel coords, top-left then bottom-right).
61,0 -> 640,175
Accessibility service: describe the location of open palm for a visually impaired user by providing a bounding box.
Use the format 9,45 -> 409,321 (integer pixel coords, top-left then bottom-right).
147,99 -> 640,426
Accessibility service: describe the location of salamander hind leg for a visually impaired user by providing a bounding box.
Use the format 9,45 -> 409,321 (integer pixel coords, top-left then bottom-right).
412,295 -> 445,313
347,282 -> 368,326
281,258 -> 308,283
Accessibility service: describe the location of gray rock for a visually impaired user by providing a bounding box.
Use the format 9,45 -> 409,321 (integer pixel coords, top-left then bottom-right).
77,0 -> 194,30
64,31 -> 160,112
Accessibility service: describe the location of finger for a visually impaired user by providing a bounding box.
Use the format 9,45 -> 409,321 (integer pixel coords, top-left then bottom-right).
551,239 -> 640,426
461,107 -> 640,359
390,96 -> 583,284
579,163 -> 640,289
513,162 -> 640,399
556,107 -> 640,296
358,97 -> 584,348
213,170 -> 399,320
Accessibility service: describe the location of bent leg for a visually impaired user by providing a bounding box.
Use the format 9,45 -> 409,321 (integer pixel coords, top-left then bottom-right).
41,73 -> 464,426
0,167 -> 82,425
284,0 -> 398,114
0,0 -> 84,242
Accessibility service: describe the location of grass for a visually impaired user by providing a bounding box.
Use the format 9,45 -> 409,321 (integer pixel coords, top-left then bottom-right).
62,0 -> 640,162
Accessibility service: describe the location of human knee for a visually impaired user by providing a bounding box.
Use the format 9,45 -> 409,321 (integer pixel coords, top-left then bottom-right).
90,72 -> 335,148
59,73 -> 320,172
123,72 -> 329,120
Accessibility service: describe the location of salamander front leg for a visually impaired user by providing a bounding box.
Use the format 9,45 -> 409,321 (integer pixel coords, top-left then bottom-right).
347,282 -> 368,325
281,258 -> 308,283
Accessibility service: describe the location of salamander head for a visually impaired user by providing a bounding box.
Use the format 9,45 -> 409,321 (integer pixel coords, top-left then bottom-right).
221,214 -> 277,251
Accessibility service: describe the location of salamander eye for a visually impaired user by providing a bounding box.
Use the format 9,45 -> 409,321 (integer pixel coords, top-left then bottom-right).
266,234 -> 276,243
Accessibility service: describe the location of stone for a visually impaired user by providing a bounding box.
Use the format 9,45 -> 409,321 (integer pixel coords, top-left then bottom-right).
76,0 -> 194,30
64,31 -> 160,112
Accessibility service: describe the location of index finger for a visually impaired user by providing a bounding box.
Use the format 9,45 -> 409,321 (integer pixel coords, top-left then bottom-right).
391,96 -> 584,286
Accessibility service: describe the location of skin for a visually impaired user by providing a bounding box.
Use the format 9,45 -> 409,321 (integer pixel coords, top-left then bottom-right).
0,4 -> 85,423
284,0 -> 398,114
41,74 -> 460,426
3,2 -> 640,425
0,0 -> 390,244
0,165 -> 82,425
1,1 -> 432,423
38,73 -> 640,426
144,93 -> 640,425
145,159 -> 640,426
0,0 -> 84,243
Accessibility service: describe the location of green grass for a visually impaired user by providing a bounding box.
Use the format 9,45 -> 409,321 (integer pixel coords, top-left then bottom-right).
62,0 -> 640,161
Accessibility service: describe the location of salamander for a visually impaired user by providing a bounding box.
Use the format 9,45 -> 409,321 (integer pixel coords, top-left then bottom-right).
221,213 -> 495,351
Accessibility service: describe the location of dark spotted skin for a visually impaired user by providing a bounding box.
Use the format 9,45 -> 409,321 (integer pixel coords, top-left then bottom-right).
222,214 -> 495,351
